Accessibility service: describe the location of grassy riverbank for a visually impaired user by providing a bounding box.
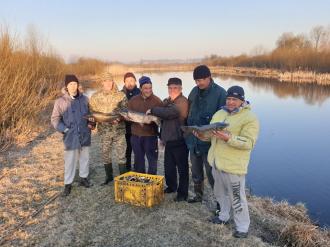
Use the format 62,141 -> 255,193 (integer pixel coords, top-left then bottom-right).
0,106 -> 329,247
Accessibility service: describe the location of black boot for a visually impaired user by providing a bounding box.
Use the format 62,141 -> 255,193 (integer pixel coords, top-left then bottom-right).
119,163 -> 127,175
80,177 -> 91,188
62,184 -> 72,197
187,183 -> 203,203
101,163 -> 113,185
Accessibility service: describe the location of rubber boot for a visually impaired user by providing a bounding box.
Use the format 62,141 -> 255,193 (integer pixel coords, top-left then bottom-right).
118,163 -> 127,175
101,163 -> 113,185
187,183 -> 203,203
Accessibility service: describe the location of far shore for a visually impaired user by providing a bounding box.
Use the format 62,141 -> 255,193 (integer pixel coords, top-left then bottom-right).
101,64 -> 330,86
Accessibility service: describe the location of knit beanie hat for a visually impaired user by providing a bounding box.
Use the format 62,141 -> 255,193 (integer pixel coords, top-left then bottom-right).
193,65 -> 211,80
139,76 -> 152,87
64,74 -> 79,87
227,85 -> 245,101
124,72 -> 136,81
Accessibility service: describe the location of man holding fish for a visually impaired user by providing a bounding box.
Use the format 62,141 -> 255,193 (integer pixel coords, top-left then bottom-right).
185,65 -> 227,207
89,72 -> 128,185
147,77 -> 189,202
193,85 -> 259,238
126,76 -> 163,175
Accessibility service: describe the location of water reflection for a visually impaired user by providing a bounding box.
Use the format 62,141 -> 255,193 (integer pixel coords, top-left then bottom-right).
215,75 -> 330,106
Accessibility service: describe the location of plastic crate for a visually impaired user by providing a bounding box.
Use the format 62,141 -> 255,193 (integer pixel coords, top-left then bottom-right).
114,171 -> 164,207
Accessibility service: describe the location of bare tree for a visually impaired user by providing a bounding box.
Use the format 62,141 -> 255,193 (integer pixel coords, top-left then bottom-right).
310,25 -> 326,51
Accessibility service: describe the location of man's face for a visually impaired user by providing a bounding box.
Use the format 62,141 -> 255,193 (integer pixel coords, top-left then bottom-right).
67,81 -> 78,96
168,84 -> 182,100
124,77 -> 137,90
141,83 -> 153,98
195,76 -> 211,89
226,97 -> 243,111
102,80 -> 114,91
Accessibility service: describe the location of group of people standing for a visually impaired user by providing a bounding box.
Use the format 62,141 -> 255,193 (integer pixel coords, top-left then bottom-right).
51,65 -> 259,238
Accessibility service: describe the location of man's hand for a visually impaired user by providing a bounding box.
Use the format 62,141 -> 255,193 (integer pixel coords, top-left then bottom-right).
111,118 -> 121,125
146,109 -> 152,115
212,130 -> 231,142
88,124 -> 95,130
192,130 -> 208,141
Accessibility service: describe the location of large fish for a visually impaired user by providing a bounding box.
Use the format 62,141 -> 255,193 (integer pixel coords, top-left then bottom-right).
118,109 -> 161,126
84,111 -> 120,123
181,122 -> 229,138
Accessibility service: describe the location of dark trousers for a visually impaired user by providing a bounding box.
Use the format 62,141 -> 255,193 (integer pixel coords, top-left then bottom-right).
131,135 -> 158,174
190,152 -> 214,189
125,133 -> 132,169
164,140 -> 189,198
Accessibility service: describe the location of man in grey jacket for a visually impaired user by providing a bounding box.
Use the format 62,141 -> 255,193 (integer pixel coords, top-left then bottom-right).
51,74 -> 92,196
148,77 -> 189,201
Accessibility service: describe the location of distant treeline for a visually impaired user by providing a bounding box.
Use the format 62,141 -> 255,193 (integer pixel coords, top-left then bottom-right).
203,25 -> 330,73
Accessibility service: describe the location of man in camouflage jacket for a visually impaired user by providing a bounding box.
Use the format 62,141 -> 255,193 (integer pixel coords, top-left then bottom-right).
89,72 -> 128,185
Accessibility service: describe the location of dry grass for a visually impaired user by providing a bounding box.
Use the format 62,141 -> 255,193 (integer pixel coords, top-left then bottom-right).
0,26 -> 65,150
249,196 -> 330,246
0,27 -> 110,151
67,57 -> 107,77
280,223 -> 326,247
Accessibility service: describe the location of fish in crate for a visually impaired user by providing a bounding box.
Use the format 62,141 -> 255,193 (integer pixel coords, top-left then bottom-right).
114,171 -> 164,207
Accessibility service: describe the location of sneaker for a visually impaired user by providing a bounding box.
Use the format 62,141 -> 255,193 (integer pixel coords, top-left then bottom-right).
187,195 -> 202,203
214,209 -> 221,216
80,178 -> 91,188
164,187 -> 175,193
62,184 -> 72,197
208,216 -> 229,225
233,231 -> 248,238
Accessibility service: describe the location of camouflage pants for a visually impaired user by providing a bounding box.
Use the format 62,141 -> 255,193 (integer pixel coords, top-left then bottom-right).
98,126 -> 127,165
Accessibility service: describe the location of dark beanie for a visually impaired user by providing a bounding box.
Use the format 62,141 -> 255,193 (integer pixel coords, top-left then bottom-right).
227,85 -> 245,101
139,76 -> 152,87
167,77 -> 182,86
124,72 -> 136,81
193,65 -> 211,80
65,74 -> 79,87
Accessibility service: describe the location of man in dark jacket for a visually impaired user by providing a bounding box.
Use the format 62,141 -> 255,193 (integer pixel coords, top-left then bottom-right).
128,76 -> 163,174
51,74 -> 92,196
122,72 -> 140,171
148,77 -> 189,201
186,65 -> 227,204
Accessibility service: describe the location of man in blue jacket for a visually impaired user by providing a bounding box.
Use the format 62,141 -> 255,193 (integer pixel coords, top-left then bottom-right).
51,75 -> 93,196
186,65 -> 227,204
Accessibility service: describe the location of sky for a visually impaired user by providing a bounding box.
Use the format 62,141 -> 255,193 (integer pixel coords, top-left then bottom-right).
1,0 -> 329,62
